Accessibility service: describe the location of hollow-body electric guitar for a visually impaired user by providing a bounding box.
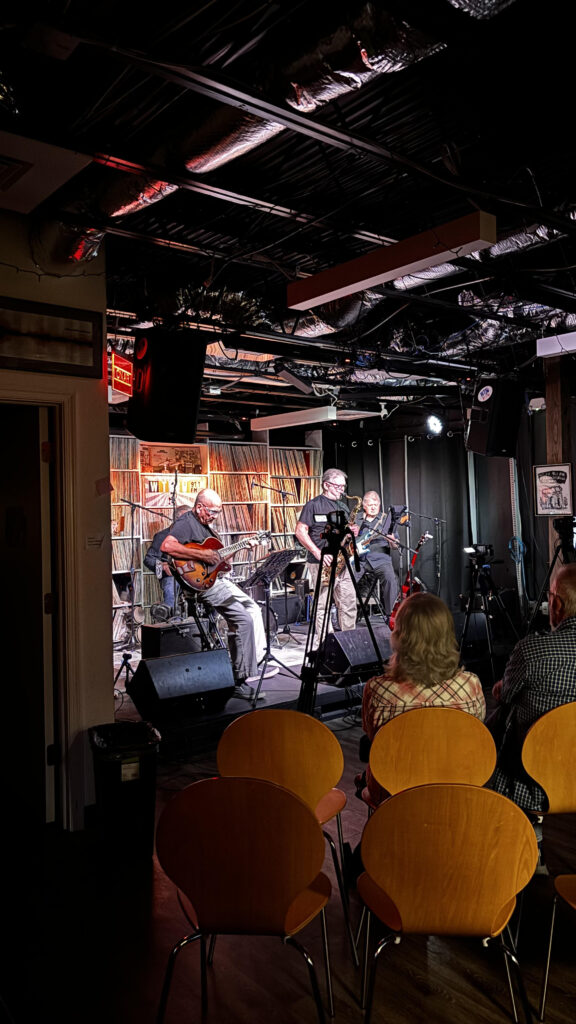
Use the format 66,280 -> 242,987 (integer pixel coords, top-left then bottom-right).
388,531 -> 433,630
169,531 -> 271,592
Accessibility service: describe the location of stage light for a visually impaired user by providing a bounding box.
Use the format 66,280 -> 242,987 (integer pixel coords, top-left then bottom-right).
427,415 -> 444,435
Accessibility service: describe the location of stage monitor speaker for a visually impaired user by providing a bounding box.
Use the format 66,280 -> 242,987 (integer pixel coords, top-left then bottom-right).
126,328 -> 207,442
140,619 -> 204,659
126,649 -> 235,724
322,625 -> 392,681
465,378 -> 524,457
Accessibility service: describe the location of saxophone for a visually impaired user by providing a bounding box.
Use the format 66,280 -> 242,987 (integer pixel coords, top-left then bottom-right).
321,493 -> 363,583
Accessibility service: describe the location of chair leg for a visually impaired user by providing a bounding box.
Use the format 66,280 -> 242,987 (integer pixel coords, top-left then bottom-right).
323,828 -> 360,967
364,932 -> 399,1024
539,894 -> 558,1022
360,909 -> 372,1010
355,905 -> 366,953
157,932 -> 201,1024
500,931 -> 534,1024
207,934 -> 217,966
285,935 -> 327,1024
320,907 -> 335,1018
335,813 -> 348,907
200,934 -> 208,1016
500,930 -> 519,1024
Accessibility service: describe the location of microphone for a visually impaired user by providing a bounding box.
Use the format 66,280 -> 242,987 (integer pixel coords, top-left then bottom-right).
251,478 -> 257,489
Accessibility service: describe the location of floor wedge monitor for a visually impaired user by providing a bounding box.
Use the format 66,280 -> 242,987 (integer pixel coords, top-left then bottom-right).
321,624 -> 392,682
127,649 -> 235,724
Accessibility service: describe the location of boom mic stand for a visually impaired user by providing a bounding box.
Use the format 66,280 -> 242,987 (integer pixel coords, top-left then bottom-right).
250,478 -> 302,646
118,497 -> 143,651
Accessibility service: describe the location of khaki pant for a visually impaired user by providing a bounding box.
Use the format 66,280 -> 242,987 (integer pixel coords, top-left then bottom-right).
306,561 -> 357,650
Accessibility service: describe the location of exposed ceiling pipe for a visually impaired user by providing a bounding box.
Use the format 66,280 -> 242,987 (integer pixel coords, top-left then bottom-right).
57,3 -> 444,262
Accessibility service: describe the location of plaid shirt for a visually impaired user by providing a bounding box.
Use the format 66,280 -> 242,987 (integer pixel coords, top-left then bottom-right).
488,616 -> 576,811
362,668 -> 486,741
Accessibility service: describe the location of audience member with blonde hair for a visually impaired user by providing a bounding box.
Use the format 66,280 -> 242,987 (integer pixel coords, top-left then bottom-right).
361,591 -> 485,805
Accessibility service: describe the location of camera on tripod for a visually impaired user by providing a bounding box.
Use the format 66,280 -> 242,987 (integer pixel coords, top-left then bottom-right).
315,509 -> 350,552
463,542 -> 494,567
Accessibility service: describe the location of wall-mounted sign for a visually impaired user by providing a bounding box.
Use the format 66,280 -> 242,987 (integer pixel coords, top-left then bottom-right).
111,351 -> 133,396
533,464 -> 573,516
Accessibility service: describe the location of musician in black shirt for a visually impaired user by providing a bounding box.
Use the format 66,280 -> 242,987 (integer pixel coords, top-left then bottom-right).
160,488 -> 273,700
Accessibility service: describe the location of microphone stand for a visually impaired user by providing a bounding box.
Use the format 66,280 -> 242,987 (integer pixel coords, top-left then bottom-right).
251,478 -> 303,647
403,508 -> 446,595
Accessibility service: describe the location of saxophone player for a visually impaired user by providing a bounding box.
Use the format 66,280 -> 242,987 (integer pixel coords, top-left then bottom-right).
295,468 -> 359,649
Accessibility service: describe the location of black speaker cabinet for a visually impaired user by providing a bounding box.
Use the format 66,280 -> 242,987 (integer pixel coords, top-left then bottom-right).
466,378 -> 524,457
127,649 -> 235,724
140,619 -> 203,659
126,328 -> 207,442
321,624 -> 392,681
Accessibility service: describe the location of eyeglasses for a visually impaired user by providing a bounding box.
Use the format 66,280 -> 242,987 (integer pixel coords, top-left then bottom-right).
198,503 -> 222,515
327,481 -> 346,491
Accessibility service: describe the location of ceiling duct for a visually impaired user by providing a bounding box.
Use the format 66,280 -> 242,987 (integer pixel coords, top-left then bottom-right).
51,3 -> 444,263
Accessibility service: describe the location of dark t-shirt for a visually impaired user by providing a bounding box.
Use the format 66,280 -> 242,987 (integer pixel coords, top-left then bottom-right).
298,494 -> 349,563
166,510 -> 216,547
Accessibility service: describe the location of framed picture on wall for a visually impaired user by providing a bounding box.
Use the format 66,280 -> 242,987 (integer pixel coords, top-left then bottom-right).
533,464 -> 573,516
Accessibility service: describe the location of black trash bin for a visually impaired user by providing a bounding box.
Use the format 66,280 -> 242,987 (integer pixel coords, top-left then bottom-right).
88,721 -> 161,860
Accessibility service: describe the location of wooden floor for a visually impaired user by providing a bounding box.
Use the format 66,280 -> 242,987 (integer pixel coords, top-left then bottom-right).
16,703 -> 575,1024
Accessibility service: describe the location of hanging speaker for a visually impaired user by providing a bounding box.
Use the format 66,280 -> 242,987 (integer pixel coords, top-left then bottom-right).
126,328 -> 207,442
321,625 -> 392,682
126,649 -> 235,724
465,378 -> 524,457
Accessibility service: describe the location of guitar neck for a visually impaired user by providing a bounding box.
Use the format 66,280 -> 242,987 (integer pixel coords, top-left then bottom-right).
219,537 -> 254,559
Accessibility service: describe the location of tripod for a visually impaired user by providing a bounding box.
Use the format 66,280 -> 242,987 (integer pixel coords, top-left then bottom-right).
459,557 -> 520,687
242,549 -> 302,706
297,522 -> 383,715
114,651 -> 135,692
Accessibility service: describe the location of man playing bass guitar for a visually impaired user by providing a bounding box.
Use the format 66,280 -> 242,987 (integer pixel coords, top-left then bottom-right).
354,491 -> 401,620
161,488 -> 275,701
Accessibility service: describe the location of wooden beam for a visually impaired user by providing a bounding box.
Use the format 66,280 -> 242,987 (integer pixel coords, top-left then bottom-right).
286,211 -> 497,311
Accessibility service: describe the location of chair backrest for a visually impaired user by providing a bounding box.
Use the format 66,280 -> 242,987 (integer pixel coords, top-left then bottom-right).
521,701 -> 576,814
216,708 -> 344,808
361,783 -> 538,936
368,707 -> 497,794
155,776 -> 326,934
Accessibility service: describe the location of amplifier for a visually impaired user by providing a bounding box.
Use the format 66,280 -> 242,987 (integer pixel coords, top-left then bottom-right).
141,618 -> 204,659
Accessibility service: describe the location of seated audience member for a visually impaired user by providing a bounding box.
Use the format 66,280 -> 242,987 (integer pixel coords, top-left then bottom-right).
361,591 -> 485,806
487,562 -> 576,813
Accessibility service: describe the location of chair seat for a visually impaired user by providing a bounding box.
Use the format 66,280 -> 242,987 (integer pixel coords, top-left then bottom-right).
554,874 -> 576,910
357,872 -> 402,932
315,787 -> 346,824
285,871 -> 332,936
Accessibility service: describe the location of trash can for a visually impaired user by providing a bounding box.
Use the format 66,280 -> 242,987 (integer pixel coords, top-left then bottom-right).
89,721 -> 161,860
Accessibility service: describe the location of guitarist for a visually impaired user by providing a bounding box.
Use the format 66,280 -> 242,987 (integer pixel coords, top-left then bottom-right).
354,491 -> 400,621
160,488 -> 273,701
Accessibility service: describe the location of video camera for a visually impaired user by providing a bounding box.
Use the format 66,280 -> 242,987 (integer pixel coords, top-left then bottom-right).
314,509 -> 351,552
463,542 -> 494,566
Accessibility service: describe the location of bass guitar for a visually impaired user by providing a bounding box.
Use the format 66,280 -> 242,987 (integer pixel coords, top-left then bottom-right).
169,531 -> 271,592
388,531 -> 433,630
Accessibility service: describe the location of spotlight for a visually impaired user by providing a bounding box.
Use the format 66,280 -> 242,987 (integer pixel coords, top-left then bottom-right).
426,415 -> 444,435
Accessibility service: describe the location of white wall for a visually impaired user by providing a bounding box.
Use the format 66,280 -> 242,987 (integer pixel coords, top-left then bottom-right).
0,210 -> 113,827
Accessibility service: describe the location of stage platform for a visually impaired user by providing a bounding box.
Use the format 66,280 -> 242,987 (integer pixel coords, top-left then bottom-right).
113,617 -> 392,752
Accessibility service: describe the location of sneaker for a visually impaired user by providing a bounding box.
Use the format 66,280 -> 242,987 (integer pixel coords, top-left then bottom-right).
233,682 -> 266,701
246,665 -> 279,684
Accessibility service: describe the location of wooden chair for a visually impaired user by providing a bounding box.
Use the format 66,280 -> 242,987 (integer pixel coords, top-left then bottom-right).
357,783 -> 538,1024
155,776 -> 333,1023
216,708 -> 359,966
361,706 -> 497,812
519,700 -> 576,1019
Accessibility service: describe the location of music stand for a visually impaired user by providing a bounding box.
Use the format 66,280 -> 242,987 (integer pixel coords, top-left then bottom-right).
242,548 -> 302,706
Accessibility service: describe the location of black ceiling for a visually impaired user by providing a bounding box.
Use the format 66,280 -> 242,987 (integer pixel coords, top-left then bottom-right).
1,0 -> 575,438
